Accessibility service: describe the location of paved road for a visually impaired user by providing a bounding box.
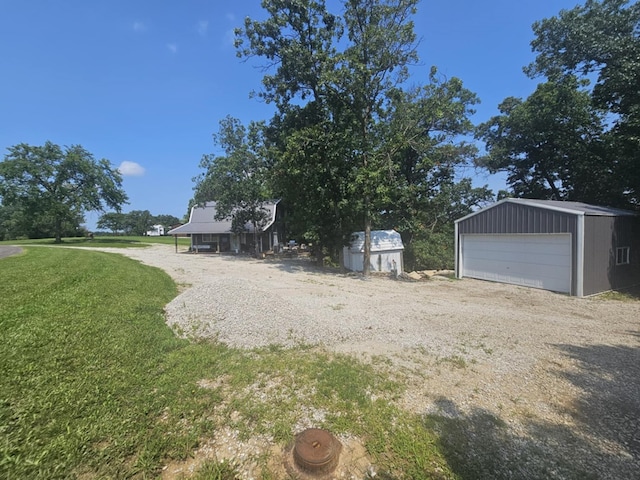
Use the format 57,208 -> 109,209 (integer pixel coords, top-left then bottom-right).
0,246 -> 22,259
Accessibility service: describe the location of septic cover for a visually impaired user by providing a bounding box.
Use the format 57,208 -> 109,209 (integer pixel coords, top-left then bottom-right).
291,428 -> 342,477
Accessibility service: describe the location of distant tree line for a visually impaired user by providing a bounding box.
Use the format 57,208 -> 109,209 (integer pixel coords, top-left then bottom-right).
96,211 -> 181,236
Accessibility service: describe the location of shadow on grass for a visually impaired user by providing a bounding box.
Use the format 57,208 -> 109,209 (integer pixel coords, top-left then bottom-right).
425,337 -> 640,479
63,238 -> 144,245
594,284 -> 640,301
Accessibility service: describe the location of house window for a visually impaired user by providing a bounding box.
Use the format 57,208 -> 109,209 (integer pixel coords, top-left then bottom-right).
616,247 -> 630,265
202,233 -> 213,243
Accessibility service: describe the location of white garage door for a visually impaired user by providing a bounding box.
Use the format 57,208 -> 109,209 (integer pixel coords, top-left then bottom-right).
461,234 -> 571,293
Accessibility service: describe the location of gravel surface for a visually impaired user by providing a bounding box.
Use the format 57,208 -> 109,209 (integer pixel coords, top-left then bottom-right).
0,245 -> 22,259
96,244 -> 640,479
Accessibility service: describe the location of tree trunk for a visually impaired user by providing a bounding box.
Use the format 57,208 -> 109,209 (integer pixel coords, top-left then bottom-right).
363,201 -> 371,276
54,217 -> 63,244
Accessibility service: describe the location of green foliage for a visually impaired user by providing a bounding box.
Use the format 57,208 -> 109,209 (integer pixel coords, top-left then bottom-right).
0,142 -> 128,242
524,0 -> 640,208
97,211 -> 181,235
236,0 -> 485,267
476,76 -> 622,205
383,72 -> 493,244
96,211 -> 126,234
405,230 -> 454,271
193,117 -> 271,253
121,209 -> 154,236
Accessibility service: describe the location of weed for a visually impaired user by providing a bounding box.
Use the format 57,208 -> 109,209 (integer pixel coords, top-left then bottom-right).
191,459 -> 241,480
437,355 -> 468,369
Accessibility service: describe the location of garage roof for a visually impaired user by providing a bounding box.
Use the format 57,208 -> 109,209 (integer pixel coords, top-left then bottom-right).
456,198 -> 638,224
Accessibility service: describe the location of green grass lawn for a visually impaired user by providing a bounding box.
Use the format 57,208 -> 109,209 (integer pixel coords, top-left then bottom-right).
0,235 -> 191,248
0,247 -> 454,479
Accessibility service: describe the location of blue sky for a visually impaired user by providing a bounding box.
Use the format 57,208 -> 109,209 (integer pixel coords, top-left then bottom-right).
0,0 -> 583,230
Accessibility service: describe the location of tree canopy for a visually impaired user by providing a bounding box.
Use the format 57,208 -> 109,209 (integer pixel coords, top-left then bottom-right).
475,76 -> 623,205
192,116 -> 272,254
523,0 -> 640,208
229,0 -> 490,270
0,142 -> 128,242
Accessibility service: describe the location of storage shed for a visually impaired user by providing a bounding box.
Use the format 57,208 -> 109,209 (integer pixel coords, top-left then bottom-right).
455,199 -> 640,296
343,230 -> 404,274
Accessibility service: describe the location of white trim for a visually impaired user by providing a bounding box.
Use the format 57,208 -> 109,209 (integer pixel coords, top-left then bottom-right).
576,214 -> 585,297
454,222 -> 460,278
616,246 -> 631,265
455,198 -> 596,224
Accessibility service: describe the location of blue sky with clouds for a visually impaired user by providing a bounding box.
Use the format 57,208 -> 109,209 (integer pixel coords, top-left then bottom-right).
0,0 -> 583,230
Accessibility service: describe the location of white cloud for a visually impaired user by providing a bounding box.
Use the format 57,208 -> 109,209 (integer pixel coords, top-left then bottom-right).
167,43 -> 178,54
132,21 -> 147,33
197,20 -> 209,36
118,161 -> 145,177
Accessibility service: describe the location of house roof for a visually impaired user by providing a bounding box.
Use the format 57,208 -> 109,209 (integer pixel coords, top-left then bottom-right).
167,200 -> 279,235
456,198 -> 638,224
348,230 -> 404,252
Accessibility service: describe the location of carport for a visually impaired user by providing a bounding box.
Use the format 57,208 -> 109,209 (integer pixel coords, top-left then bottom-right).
455,198 -> 640,296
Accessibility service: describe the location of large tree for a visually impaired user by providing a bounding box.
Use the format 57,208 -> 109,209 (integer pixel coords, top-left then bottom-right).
337,0 -> 420,274
96,212 -> 126,235
0,142 -> 127,242
380,72 -> 493,268
193,116 -> 271,255
525,0 -> 640,208
237,0 -> 353,263
475,76 -> 622,205
237,0 -> 427,272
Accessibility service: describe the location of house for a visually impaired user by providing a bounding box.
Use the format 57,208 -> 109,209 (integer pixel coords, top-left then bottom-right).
145,224 -> 165,236
167,200 -> 284,254
455,198 -> 640,296
343,230 -> 404,274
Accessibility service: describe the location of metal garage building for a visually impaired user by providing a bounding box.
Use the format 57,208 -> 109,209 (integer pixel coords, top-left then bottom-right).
455,198 -> 640,296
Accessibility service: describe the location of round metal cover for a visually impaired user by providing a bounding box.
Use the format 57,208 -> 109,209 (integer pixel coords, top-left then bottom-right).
293,428 -> 341,475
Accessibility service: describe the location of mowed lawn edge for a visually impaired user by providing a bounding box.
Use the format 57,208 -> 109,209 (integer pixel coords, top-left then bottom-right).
0,247 -> 456,479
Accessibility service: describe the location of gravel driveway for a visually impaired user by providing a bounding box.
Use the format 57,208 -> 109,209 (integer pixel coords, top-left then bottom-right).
0,245 -> 22,259
101,244 -> 639,479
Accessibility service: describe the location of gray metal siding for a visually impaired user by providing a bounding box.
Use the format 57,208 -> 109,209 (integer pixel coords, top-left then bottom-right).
457,202 -> 577,235
584,216 -> 640,295
583,217 -> 615,295
458,202 -> 579,295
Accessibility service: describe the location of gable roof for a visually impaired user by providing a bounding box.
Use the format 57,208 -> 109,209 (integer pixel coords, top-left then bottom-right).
456,198 -> 638,224
168,200 -> 279,235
